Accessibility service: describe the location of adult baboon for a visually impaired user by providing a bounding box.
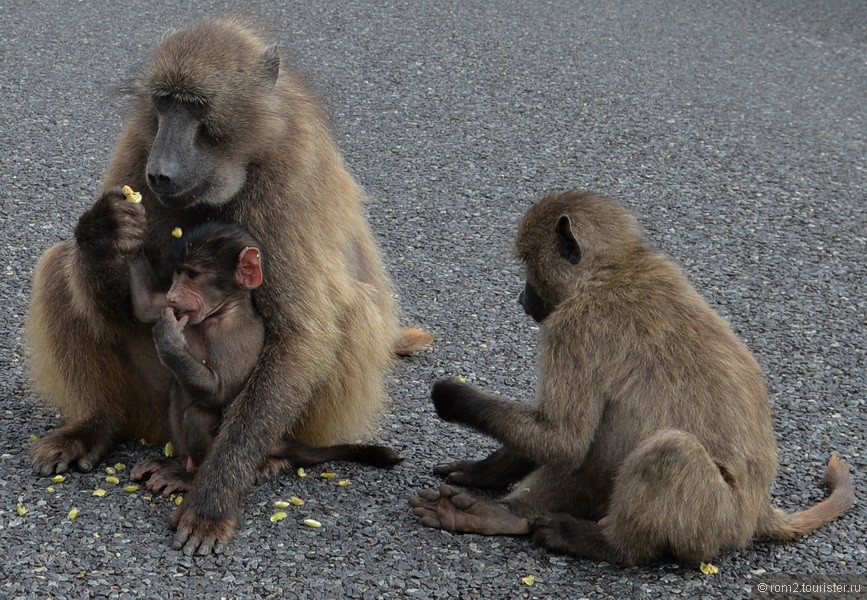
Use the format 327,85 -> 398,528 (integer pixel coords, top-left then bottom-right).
27,16 -> 431,555
410,191 -> 853,565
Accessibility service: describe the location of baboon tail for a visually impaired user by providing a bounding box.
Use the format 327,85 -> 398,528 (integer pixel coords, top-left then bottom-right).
757,454 -> 854,541
394,326 -> 435,357
271,438 -> 404,468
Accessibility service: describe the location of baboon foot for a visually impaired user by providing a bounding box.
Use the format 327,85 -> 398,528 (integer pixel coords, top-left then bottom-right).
31,419 -> 117,476
409,484 -> 532,536
131,457 -> 193,496
532,514 -> 620,562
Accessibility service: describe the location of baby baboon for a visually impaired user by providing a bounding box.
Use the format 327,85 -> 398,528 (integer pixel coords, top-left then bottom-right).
27,17 -> 430,555
410,190 -> 853,565
128,221 -> 401,496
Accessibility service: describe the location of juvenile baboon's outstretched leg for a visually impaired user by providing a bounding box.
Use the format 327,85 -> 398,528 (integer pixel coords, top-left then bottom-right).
433,446 -> 536,489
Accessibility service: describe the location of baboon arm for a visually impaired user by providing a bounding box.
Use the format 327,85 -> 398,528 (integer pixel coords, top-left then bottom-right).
73,190 -> 148,320
432,378 -> 603,465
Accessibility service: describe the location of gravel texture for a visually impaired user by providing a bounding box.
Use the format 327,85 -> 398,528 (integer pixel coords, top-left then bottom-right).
1,1 -> 864,598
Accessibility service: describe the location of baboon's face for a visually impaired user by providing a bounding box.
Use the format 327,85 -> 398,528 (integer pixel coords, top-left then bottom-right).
518,280 -> 552,323
145,97 -> 247,209
139,24 -> 282,210
517,214 -> 582,323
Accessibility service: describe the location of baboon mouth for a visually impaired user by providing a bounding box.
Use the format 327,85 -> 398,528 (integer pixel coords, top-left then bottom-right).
155,183 -> 206,209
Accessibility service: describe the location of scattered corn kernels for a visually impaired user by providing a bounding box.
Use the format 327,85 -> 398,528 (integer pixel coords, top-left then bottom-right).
270,512 -> 288,522
92,489 -> 107,497
164,442 -> 174,457
303,518 -> 322,528
124,485 -> 139,493
50,475 -> 66,483
16,503 -> 27,516
105,476 -> 120,485
296,467 -> 307,477
521,575 -> 536,586
289,496 -> 305,506
171,227 -> 183,238
320,472 -> 336,479
67,508 -> 80,519
338,480 -> 351,487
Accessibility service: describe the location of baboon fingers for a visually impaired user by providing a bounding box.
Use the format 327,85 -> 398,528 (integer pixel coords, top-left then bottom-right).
414,488 -> 442,502
437,484 -> 461,498
420,516 -> 445,529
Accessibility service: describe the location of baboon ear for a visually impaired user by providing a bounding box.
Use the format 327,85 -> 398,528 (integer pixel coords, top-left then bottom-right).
555,215 -> 581,264
236,247 -> 264,289
263,46 -> 280,88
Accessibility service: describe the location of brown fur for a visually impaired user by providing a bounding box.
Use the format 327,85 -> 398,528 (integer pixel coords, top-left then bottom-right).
26,16 -> 428,554
411,190 -> 853,565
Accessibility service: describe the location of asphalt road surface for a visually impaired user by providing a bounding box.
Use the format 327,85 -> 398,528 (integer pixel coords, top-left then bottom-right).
1,1 -> 864,599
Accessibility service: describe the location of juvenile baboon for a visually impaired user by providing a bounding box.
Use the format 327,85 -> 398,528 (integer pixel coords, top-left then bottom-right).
26,16 -> 431,555
410,191 -> 853,565
128,221 -> 401,496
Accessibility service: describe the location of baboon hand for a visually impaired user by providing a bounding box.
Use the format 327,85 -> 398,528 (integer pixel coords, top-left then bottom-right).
153,308 -> 189,354
75,188 -> 148,257
431,377 -> 475,423
169,490 -> 237,556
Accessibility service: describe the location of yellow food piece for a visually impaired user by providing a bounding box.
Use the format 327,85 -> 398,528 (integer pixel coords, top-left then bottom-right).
270,512 -> 288,522
51,475 -> 66,483
273,501 -> 291,509
171,227 -> 183,238
30,434 -> 38,441
164,442 -> 174,457
338,479 -> 351,487
67,508 -> 80,519
457,376 -> 468,383
46,486 -> 55,493
700,563 -> 719,575
139,438 -> 149,445
122,185 -> 142,203
114,463 -> 126,471
320,472 -> 336,479
303,518 -> 322,528
92,489 -> 107,497
16,503 -> 27,516
297,467 -> 307,477
521,575 -> 535,586
105,476 -> 120,485
104,467 -> 116,476
174,495 -> 183,506
124,485 -> 139,493
289,496 -> 305,506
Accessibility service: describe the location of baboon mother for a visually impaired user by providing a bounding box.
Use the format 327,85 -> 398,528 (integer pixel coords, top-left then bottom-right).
27,17 -> 429,554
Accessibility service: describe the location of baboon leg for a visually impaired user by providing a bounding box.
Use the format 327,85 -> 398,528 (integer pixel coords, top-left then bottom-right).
591,429 -> 738,564
433,446 -> 536,489
409,484 -> 533,536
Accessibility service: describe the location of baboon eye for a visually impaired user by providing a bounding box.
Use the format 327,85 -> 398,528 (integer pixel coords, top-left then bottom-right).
185,269 -> 200,280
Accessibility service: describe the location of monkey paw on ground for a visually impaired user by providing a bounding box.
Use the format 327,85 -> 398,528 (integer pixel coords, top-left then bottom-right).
169,493 -> 238,556
31,421 -> 115,476
130,457 -> 194,496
